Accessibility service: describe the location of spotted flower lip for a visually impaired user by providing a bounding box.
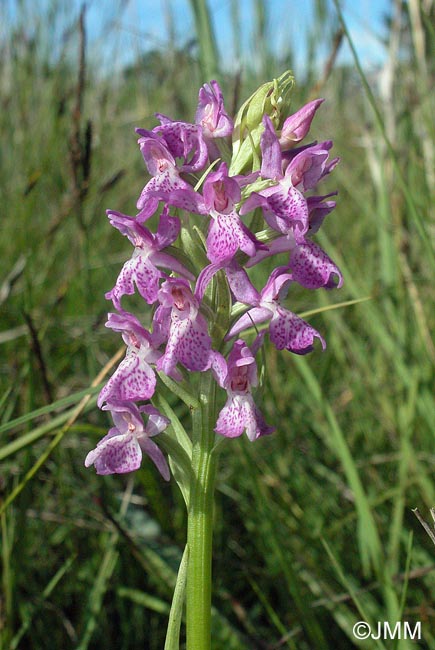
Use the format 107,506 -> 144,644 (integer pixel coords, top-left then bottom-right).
215,338 -> 274,441
225,264 -> 326,355
288,239 -> 343,290
241,179 -> 309,238
97,312 -> 161,408
244,227 -> 343,291
105,207 -> 194,310
155,278 -> 213,376
202,162 -> 266,263
85,400 -> 170,478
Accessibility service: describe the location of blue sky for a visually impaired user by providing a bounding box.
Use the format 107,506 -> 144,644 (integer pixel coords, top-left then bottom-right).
92,0 -> 391,73
3,0 -> 391,76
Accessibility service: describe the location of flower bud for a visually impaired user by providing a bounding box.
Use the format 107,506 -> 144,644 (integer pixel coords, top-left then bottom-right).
279,98 -> 324,150
229,70 -> 294,176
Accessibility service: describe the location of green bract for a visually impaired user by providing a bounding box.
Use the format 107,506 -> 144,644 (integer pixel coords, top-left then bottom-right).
229,70 -> 295,176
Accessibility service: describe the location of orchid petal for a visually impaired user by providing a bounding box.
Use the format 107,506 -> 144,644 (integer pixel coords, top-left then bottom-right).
245,233 -> 296,268
224,262 -> 261,304
287,140 -> 336,191
138,135 -> 176,175
260,268 -> 293,302
85,432 -> 142,475
151,305 -> 171,347
105,311 -> 152,349
195,262 -> 225,302
307,192 -> 337,234
141,405 -> 171,437
97,352 -> 156,407
290,239 -> 343,289
106,210 -> 153,247
203,162 -> 241,211
226,307 -> 272,340
210,351 -> 228,388
196,80 -> 234,139
153,121 -> 208,173
152,251 -> 194,281
269,307 -> 326,354
105,256 -> 163,309
215,393 -> 273,440
157,312 -> 212,375
260,115 -> 283,180
140,438 -> 170,480
154,207 -> 181,248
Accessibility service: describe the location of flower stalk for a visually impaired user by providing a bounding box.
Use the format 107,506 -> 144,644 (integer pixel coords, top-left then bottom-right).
186,371 -> 217,650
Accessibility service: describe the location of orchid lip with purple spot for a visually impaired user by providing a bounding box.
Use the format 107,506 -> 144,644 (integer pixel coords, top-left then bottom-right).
105,208 -> 194,310
215,339 -> 274,441
85,401 -> 170,478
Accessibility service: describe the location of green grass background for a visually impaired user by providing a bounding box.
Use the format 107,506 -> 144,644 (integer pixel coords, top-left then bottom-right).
1,0 -> 435,648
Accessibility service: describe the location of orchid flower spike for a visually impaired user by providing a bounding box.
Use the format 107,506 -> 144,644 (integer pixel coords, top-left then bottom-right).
85,73 -> 342,480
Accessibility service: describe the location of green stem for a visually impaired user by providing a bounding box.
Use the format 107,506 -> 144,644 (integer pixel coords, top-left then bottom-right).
186,371 -> 217,650
188,0 -> 220,81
